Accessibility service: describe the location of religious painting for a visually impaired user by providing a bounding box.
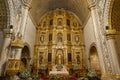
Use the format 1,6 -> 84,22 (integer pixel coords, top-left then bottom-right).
73,22 -> 77,27
40,35 -> 44,42
57,33 -> 62,42
75,35 -> 79,42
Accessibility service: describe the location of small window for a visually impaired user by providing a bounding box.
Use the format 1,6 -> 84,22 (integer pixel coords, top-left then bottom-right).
57,18 -> 62,26
68,53 -> 72,62
43,21 -> 46,27
67,19 -> 70,26
49,34 -> 52,41
50,19 -> 53,25
67,34 -> 71,41
48,53 -> 52,62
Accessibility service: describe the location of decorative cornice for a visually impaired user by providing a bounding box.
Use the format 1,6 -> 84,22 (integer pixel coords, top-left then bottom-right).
102,73 -> 120,78
105,29 -> 116,39
106,29 -> 116,35
3,29 -> 13,38
11,39 -> 24,48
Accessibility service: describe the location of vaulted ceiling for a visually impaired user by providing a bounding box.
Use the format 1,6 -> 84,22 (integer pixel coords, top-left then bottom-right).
30,0 -> 89,25
111,0 -> 120,31
0,0 -> 7,31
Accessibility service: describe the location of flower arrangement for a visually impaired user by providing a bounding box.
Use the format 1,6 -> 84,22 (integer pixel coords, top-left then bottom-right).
31,73 -> 40,80
73,65 -> 79,71
40,65 -> 47,70
56,64 -> 63,71
19,69 -> 31,79
19,69 -> 40,80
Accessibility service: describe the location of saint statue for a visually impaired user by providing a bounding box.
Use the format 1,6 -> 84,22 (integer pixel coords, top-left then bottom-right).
39,55 -> 43,64
58,54 -> 62,64
76,55 -> 80,64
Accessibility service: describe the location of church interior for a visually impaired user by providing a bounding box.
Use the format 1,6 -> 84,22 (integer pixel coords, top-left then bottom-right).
0,0 -> 120,80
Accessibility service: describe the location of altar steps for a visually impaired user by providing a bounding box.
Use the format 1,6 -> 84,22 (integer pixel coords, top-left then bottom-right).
69,77 -> 77,80
42,77 -> 77,80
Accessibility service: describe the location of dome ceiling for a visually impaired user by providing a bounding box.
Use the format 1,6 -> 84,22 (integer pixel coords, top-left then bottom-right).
30,0 -> 89,25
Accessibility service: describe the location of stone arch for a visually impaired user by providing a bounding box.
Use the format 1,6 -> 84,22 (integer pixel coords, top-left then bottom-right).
21,45 -> 31,68
89,46 -> 101,75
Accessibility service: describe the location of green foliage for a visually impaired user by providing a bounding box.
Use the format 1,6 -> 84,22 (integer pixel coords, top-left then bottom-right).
77,77 -> 88,80
31,73 -> 40,80
87,69 -> 97,77
56,64 -> 63,70
19,69 -> 31,79
19,69 -> 40,80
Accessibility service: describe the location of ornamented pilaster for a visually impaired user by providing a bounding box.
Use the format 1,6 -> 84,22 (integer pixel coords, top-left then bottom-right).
0,28 -> 12,76
105,29 -> 120,74
88,0 -> 120,79
20,0 -> 31,39
88,1 -> 107,73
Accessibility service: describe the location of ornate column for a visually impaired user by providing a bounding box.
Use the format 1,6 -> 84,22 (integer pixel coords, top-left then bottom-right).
20,0 -> 31,39
88,0 -> 108,76
103,29 -> 120,79
88,0 -> 120,79
65,48 -> 68,65
0,29 -> 12,76
6,0 -> 32,76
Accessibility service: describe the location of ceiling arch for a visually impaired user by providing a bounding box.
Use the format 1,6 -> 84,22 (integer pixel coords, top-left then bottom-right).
111,0 -> 120,31
0,0 -> 8,31
30,0 -> 89,25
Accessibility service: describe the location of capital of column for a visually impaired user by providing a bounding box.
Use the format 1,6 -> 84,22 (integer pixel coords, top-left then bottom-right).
11,39 -> 24,48
3,29 -> 13,38
105,29 -> 116,40
22,0 -> 32,10
88,1 -> 97,10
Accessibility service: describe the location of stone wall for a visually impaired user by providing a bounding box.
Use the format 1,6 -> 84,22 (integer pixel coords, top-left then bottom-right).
24,14 -> 36,60
83,15 -> 96,68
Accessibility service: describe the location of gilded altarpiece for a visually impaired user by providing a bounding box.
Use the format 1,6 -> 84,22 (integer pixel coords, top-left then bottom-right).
34,8 -> 86,76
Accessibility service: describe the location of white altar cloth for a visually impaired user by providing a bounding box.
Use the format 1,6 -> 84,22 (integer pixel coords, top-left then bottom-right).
49,71 -> 69,75
49,65 -> 69,75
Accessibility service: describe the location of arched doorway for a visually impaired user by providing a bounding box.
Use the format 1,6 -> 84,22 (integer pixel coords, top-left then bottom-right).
21,46 -> 31,68
109,0 -> 120,64
89,46 -> 101,75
